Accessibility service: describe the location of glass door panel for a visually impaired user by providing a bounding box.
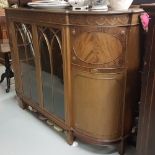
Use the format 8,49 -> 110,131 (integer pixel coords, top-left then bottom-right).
40,34 -> 54,113
52,32 -> 64,119
15,23 -> 39,104
38,27 -> 64,120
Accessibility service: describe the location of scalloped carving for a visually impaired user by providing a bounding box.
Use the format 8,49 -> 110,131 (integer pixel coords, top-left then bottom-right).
69,15 -> 129,26
73,32 -> 123,65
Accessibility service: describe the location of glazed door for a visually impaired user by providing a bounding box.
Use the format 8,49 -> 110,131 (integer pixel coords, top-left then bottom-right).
38,26 -> 65,121
14,23 -> 39,104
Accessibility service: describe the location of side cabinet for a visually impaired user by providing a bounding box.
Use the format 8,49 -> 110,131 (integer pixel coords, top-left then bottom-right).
137,5 -> 155,155
69,13 -> 141,152
71,25 -> 127,142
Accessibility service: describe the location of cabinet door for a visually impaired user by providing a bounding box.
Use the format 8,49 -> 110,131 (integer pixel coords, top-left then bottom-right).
71,26 -> 129,141
38,26 -> 65,120
72,68 -> 125,140
70,26 -> 127,70
15,23 -> 39,104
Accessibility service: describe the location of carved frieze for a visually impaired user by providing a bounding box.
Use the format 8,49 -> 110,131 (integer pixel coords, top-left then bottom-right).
69,14 -> 130,26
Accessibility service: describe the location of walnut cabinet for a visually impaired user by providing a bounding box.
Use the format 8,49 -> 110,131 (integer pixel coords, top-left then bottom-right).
5,8 -> 142,155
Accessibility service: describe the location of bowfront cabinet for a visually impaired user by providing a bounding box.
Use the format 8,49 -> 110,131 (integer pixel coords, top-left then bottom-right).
6,8 -> 142,155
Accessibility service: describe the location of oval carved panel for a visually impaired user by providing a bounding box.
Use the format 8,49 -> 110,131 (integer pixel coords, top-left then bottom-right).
73,32 -> 123,65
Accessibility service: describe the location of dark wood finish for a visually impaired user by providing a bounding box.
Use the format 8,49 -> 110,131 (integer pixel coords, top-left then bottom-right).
137,4 -> 155,155
0,9 -> 14,93
0,46 -> 14,93
0,51 -> 4,64
8,0 -> 32,7
133,0 -> 155,4
5,8 -> 142,155
0,9 -> 8,64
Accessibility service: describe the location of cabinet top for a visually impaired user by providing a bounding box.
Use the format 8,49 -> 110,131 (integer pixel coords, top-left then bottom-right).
5,7 -> 143,27
5,7 -> 143,15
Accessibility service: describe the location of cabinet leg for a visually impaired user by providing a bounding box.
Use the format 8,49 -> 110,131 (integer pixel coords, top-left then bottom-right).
16,97 -> 27,109
66,131 -> 74,145
6,77 -> 10,93
19,101 -> 27,109
118,140 -> 125,155
0,73 -> 6,83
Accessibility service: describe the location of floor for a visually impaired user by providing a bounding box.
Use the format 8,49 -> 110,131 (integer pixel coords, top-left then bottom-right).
0,65 -> 136,155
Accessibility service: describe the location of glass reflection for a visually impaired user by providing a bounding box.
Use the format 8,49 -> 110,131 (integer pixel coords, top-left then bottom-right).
15,23 -> 38,104
39,27 -> 64,120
